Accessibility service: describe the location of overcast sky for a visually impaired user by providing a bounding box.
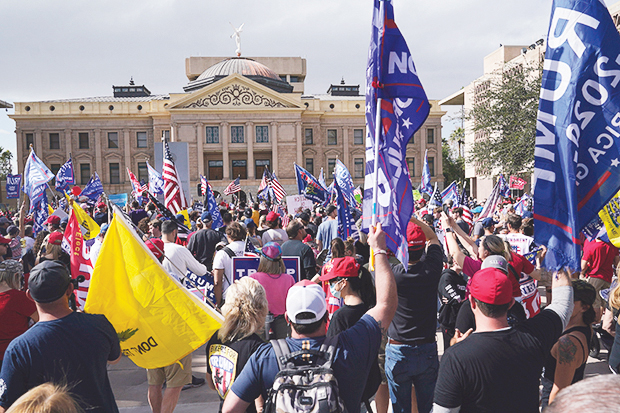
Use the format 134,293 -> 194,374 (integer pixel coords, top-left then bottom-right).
0,0 -> 559,173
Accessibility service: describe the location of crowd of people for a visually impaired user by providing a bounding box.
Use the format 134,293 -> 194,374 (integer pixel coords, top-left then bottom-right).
0,192 -> 619,413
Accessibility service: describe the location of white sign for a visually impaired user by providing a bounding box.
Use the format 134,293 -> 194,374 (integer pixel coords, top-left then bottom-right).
286,195 -> 314,215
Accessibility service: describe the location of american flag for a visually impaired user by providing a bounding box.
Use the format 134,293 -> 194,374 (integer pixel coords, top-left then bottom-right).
459,186 -> 473,230
244,236 -> 259,257
258,168 -> 269,193
162,139 -> 188,215
270,203 -> 290,228
224,177 -> 241,195
200,175 -> 212,197
269,172 -> 287,203
127,168 -> 148,198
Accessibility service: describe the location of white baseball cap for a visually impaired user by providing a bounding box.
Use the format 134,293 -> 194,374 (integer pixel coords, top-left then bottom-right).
286,280 -> 327,324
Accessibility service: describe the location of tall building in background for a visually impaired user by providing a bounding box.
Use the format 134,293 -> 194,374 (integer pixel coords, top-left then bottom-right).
11,55 -> 444,202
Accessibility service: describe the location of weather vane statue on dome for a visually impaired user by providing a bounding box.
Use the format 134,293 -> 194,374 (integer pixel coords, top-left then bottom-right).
230,22 -> 244,57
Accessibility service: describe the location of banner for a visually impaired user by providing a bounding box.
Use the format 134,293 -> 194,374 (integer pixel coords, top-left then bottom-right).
232,257 -> 301,282
599,189 -> 620,247
534,0 -> 620,270
84,208 -> 222,369
81,173 -> 104,201
5,174 -> 21,199
109,193 -> 128,207
421,149 -> 433,196
183,270 -> 216,306
22,150 -> 54,201
294,164 -> 330,204
286,195 -> 314,216
63,210 -> 93,309
334,159 -> 357,207
71,201 -> 100,241
335,179 -> 359,240
55,159 -> 75,192
509,175 -> 527,190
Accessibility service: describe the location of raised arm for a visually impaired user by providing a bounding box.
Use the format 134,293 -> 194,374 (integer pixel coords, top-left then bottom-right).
366,223 -> 397,334
443,212 -> 478,258
546,269 -> 574,330
440,213 -> 467,269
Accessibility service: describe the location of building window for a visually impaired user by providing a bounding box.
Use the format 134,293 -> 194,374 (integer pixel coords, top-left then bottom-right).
232,160 -> 247,179
327,158 -> 336,177
79,133 -> 89,149
138,162 -> 148,183
108,132 -> 119,148
327,129 -> 337,145
407,157 -> 415,177
255,159 -> 270,178
256,126 -> 269,143
109,163 -> 120,184
49,133 -> 60,150
305,129 -> 313,145
428,157 -> 435,177
231,126 -> 245,143
50,164 -> 61,187
290,76 -> 299,82
206,126 -> 219,144
354,158 -> 365,178
25,133 -> 34,150
305,158 -> 314,175
80,164 -> 90,185
354,129 -> 364,145
208,160 -> 223,180
427,128 -> 435,144
137,131 -> 147,148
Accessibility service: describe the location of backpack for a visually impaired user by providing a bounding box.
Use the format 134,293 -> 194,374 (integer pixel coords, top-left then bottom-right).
264,336 -> 347,413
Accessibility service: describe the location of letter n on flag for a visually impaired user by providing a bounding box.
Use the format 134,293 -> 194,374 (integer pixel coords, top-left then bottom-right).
84,206 -> 222,369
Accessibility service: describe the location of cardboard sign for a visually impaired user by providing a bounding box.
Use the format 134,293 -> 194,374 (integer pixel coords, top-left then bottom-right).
286,195 -> 314,216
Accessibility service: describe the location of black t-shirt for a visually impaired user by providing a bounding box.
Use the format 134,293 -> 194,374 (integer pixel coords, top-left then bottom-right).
327,303 -> 368,337
388,244 -> 443,342
187,228 -> 222,271
437,269 -> 467,332
206,331 -> 264,412
281,239 -> 316,280
455,298 -> 527,334
434,310 -> 564,413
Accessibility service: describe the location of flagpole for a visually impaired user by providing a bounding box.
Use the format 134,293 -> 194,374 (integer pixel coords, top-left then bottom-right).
371,98 -> 382,226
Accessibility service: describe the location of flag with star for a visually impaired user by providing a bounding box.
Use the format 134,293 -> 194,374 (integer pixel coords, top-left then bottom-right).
361,0 -> 430,268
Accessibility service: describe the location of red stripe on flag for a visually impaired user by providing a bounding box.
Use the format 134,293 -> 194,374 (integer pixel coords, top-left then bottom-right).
533,213 -> 581,245
577,171 -> 611,211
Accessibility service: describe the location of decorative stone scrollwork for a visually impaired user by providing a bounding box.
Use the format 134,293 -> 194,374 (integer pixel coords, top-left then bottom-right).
183,84 -> 286,108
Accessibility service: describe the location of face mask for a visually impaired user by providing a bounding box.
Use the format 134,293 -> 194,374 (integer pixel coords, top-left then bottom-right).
330,281 -> 341,299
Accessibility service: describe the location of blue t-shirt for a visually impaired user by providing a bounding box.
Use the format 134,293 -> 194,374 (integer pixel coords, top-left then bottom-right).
231,314 -> 381,413
0,311 -> 121,412
316,219 -> 339,259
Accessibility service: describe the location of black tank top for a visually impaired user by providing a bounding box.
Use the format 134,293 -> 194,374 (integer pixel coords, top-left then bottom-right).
543,325 -> 592,383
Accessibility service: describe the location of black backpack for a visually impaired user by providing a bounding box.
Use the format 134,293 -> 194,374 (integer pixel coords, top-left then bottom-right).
264,336 -> 347,413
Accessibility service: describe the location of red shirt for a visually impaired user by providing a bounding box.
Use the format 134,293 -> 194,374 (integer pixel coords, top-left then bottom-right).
0,289 -> 36,359
583,239 -> 619,283
510,252 -> 535,275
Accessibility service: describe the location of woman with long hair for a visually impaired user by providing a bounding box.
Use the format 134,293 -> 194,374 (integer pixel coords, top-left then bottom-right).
249,242 -> 295,339
541,280 -> 596,408
0,260 -> 38,369
206,277 -> 268,413
6,383 -> 82,413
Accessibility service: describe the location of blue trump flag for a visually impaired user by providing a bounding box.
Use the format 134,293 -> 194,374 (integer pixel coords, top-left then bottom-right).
534,0 -> 620,270
420,149 -> 433,196
80,172 -> 104,201
319,168 -> 328,190
5,174 -> 21,199
498,174 -> 510,198
205,183 -> 224,230
294,163 -> 329,204
32,189 -> 49,235
55,159 -> 75,192
335,179 -> 359,240
441,181 -> 460,204
22,150 -> 54,202
334,159 -> 357,207
147,162 -> 164,195
362,0 -> 430,267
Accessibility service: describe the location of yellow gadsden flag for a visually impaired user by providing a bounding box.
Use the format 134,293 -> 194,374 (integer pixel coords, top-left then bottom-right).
71,201 -> 100,241
599,189 -> 620,247
84,208 -> 222,369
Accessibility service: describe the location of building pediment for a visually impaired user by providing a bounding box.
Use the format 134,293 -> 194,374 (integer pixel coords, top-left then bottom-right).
168,74 -> 301,111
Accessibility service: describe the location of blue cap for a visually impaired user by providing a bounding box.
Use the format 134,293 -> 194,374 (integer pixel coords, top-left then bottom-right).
481,217 -> 497,228
244,218 -> 256,229
201,211 -> 212,222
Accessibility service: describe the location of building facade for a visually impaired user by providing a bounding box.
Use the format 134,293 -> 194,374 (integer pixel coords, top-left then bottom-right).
11,56 -> 445,202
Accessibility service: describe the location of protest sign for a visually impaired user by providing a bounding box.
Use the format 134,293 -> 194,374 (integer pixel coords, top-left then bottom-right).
286,195 -> 313,216
233,256 -> 301,282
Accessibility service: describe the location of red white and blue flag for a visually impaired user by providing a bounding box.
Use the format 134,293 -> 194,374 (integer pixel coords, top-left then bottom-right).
224,177 -> 241,195
200,175 -> 212,197
162,139 -> 188,214
127,168 -> 148,199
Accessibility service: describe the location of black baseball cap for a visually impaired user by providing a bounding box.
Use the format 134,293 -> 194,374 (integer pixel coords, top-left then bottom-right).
28,261 -> 71,303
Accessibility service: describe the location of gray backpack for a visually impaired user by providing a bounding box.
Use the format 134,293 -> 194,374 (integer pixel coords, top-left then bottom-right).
264,336 -> 346,413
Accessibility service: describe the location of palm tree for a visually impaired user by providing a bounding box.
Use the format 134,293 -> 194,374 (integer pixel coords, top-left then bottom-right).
0,147 -> 13,180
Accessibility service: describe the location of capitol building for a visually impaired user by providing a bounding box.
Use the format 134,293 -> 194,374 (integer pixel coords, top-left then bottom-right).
11,54 -> 445,202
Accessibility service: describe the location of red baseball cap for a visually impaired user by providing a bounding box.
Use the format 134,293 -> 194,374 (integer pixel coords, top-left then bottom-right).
266,211 -> 280,222
0,236 -> 11,245
469,267 -> 513,305
319,257 -> 361,282
146,238 -> 165,260
45,216 -> 61,226
48,232 -> 64,246
407,222 -> 426,249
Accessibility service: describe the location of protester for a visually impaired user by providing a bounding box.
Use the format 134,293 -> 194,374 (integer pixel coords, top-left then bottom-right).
261,212 -> 288,246
206,277 -> 268,413
44,216 -> 61,234
35,233 -> 69,269
581,236 -> 619,321
212,222 -> 247,307
244,218 -> 262,249
187,212 -> 221,271
281,220 -> 316,280
541,280 -> 596,408
0,217 -> 10,237
316,205 -> 338,259
129,200 -> 148,227
499,213 -> 534,254
437,257 -> 467,350
249,242 -> 295,340
161,220 -> 207,283
433,266 -> 574,412
385,218 -> 442,413
148,219 -> 162,239
6,227 -> 21,260
0,261 -> 121,412
222,223 -> 397,413
5,383 -> 83,413
0,260 -> 38,370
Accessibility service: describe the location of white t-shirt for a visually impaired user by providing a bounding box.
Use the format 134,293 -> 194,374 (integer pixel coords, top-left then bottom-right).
163,242 -> 207,282
262,228 -> 289,246
499,233 -> 534,256
212,240 -> 246,299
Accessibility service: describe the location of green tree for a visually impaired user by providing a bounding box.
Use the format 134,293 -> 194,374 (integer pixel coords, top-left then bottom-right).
443,128 -> 465,186
0,147 -> 12,180
466,61 -> 542,176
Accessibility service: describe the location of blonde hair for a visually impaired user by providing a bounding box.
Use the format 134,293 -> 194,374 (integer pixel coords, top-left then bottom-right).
480,235 -> 509,260
610,283 -> 620,310
218,277 -> 268,343
44,242 -> 63,260
0,259 -> 24,290
6,383 -> 83,413
257,255 -> 286,275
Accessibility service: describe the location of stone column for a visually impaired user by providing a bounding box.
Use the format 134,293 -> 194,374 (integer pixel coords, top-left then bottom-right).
171,122 -> 178,142
94,129 -> 102,179
246,122 -> 255,180
342,127 -> 349,167
34,129 -> 42,153
124,129 -> 132,183
271,122 -> 279,174
15,128 -> 22,174
420,129 -> 427,182
221,122 -> 230,179
197,123 -> 205,176
295,122 -> 303,165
